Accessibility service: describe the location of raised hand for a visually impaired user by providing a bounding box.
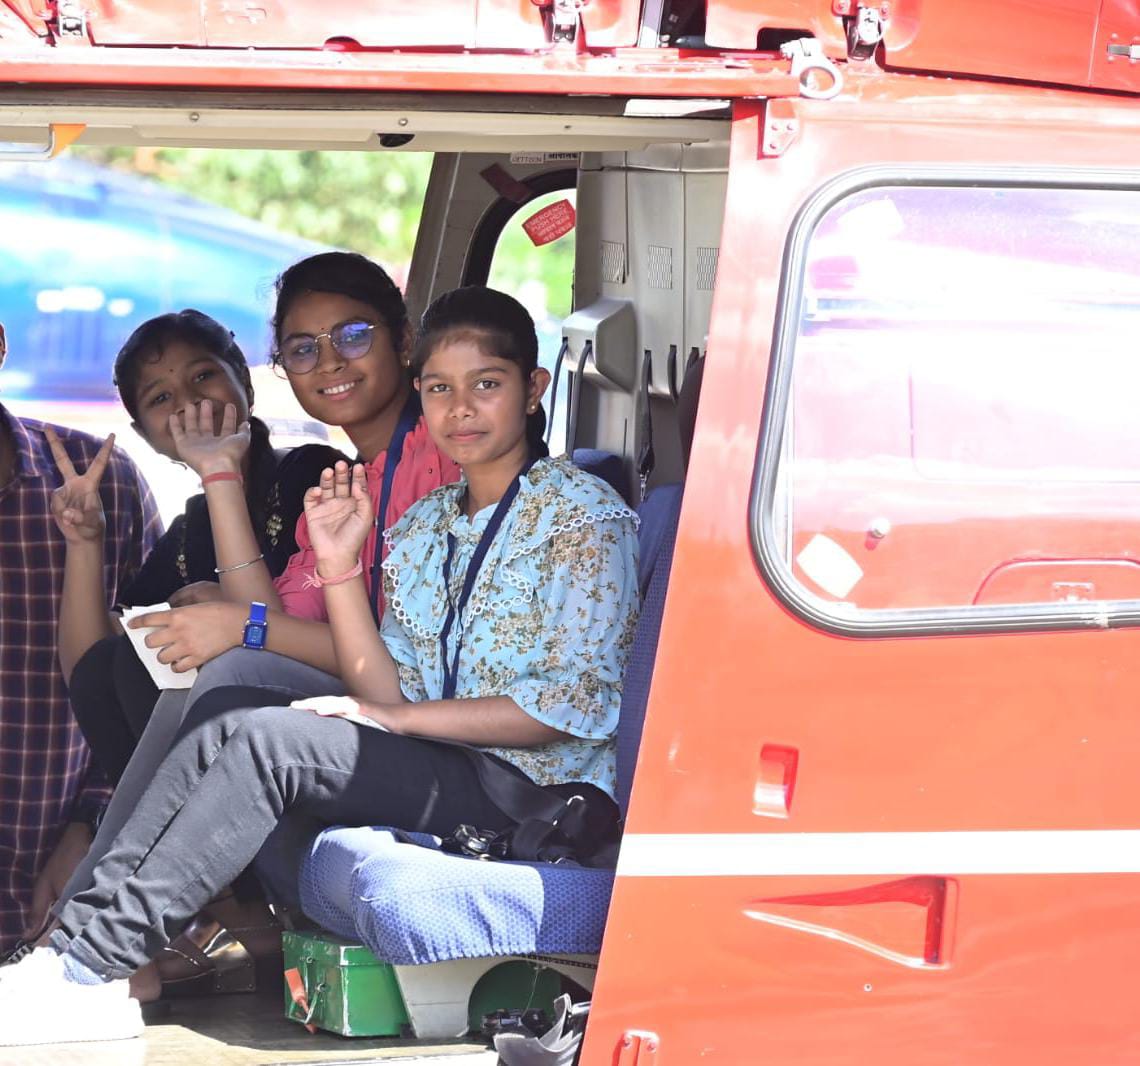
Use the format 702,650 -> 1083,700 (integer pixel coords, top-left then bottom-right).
303,461 -> 374,574
45,426 -> 114,544
169,399 -> 250,478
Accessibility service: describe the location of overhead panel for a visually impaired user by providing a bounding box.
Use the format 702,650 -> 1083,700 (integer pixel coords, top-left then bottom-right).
0,0 -> 638,50
881,0 -> 1103,88
204,2 -> 475,48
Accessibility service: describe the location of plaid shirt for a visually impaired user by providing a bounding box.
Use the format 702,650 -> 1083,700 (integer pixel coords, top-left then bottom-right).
0,407 -> 160,951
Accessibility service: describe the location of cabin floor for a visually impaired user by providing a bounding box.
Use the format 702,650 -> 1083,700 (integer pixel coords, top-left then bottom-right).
0,985 -> 496,1066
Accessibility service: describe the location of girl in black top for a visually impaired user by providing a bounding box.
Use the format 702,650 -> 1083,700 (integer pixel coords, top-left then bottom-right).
60,310 -> 343,781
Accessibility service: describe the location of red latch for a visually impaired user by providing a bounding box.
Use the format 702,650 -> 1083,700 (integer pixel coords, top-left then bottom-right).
615,1029 -> 660,1064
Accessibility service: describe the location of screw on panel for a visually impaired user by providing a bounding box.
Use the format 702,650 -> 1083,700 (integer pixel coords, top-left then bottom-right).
617,1030 -> 661,1063
761,98 -> 801,158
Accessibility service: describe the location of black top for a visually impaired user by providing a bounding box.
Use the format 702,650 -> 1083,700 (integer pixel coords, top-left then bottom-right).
119,442 -> 345,607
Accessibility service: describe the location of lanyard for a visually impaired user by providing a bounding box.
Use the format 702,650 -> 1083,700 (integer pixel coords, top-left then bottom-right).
439,458 -> 536,699
369,391 -> 422,624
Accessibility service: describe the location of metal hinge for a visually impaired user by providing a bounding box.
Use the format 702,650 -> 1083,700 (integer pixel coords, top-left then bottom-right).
833,1 -> 887,61
780,37 -> 844,100
847,5 -> 883,59
531,0 -> 583,46
53,0 -> 88,42
1107,42 -> 1140,60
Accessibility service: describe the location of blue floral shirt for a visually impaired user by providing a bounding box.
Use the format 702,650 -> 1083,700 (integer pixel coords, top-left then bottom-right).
380,456 -> 640,797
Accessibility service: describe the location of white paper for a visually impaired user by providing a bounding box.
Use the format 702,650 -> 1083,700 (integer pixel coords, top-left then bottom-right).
120,603 -> 198,690
289,695 -> 389,732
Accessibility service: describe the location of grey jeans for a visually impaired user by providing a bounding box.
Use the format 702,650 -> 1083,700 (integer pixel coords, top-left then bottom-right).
52,678 -> 511,978
55,648 -> 345,914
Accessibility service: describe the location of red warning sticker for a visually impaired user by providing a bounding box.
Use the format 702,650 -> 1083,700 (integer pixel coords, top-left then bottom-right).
522,199 -> 576,247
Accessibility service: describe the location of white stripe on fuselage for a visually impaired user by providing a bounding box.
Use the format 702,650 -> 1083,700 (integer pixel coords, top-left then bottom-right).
615,830 -> 1140,877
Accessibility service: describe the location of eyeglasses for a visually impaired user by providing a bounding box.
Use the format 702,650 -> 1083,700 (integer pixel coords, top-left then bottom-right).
275,320 -> 378,375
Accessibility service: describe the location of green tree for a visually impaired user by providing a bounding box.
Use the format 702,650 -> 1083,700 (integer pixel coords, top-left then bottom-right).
72,146 -> 431,275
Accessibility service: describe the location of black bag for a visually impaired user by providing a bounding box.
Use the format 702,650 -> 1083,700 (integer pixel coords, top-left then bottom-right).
493,994 -> 589,1066
442,750 -> 621,868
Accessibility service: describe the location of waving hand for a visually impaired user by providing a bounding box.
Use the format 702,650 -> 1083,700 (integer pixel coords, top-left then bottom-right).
303,461 -> 374,575
169,399 -> 250,478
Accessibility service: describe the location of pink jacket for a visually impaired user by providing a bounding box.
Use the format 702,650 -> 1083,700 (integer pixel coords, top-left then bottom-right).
274,418 -> 460,622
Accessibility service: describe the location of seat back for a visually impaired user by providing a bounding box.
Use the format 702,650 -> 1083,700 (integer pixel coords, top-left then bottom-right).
571,446 -> 632,504
615,482 -> 682,814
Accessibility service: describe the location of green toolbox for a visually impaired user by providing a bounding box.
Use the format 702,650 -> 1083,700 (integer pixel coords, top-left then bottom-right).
283,929 -> 563,1039
283,930 -> 409,1037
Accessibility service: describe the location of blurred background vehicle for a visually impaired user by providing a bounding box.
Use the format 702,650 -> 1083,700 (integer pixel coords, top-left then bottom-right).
0,156 -> 335,520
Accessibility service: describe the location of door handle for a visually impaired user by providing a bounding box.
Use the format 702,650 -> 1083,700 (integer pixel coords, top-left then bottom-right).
746,875 -> 956,969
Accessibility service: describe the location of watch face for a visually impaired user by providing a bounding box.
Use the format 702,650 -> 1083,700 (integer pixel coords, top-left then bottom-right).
243,622 -> 267,649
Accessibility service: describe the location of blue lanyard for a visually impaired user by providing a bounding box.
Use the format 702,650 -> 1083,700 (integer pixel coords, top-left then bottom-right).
370,391 -> 422,625
439,459 -> 536,699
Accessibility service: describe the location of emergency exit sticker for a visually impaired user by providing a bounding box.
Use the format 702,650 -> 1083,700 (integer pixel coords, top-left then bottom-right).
522,198 -> 576,247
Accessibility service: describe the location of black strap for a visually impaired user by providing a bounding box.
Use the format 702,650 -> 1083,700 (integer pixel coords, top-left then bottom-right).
439,458 -> 537,699
455,749 -> 619,868
545,338 -> 568,446
637,349 -> 656,500
369,391 -> 422,624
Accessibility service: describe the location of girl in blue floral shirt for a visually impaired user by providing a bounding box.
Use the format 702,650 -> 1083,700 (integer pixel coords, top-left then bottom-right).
0,287 -> 640,1047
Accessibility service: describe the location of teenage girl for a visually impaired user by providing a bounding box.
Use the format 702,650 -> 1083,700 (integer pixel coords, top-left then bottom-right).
52,309 -> 344,787
0,286 -> 639,1046
37,253 -> 459,994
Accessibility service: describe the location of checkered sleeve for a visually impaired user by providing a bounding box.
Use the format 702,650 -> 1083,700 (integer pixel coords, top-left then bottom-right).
72,446 -> 162,818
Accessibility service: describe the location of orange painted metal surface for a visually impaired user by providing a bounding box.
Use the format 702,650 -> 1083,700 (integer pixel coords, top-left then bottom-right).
882,0 -> 1104,86
583,87 -> 1140,1064
0,0 -> 638,48
2,1 -> 1138,98
0,42 -> 801,97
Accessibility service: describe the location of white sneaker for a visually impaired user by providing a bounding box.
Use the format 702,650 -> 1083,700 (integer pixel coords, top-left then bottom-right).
0,950 -> 143,1046
0,945 -> 58,982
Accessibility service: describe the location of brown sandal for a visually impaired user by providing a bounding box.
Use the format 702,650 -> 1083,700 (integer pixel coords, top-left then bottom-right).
157,916 -> 258,996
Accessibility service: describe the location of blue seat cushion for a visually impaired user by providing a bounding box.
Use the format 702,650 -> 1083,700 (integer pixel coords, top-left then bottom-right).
299,826 -> 615,964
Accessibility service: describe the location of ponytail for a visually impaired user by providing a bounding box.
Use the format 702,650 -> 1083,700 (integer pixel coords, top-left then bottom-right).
526,407 -> 549,460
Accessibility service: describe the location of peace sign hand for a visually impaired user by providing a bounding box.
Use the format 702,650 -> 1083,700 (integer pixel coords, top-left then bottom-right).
169,399 -> 250,479
45,426 -> 114,544
303,462 -> 374,576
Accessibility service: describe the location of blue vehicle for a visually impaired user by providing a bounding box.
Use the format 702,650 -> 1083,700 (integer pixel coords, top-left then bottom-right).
0,157 -> 325,401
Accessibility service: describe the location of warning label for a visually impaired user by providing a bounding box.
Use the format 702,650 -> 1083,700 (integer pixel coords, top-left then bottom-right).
510,151 -> 580,165
522,198 -> 577,247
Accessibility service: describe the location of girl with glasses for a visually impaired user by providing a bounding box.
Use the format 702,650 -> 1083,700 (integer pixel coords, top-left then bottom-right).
0,287 -> 639,1048
36,254 -> 459,1002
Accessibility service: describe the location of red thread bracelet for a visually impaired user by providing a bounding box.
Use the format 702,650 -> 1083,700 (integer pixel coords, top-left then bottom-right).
307,560 -> 364,589
201,471 -> 243,487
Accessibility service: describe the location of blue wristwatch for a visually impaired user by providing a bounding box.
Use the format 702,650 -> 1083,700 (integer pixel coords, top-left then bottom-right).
242,601 -> 268,650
